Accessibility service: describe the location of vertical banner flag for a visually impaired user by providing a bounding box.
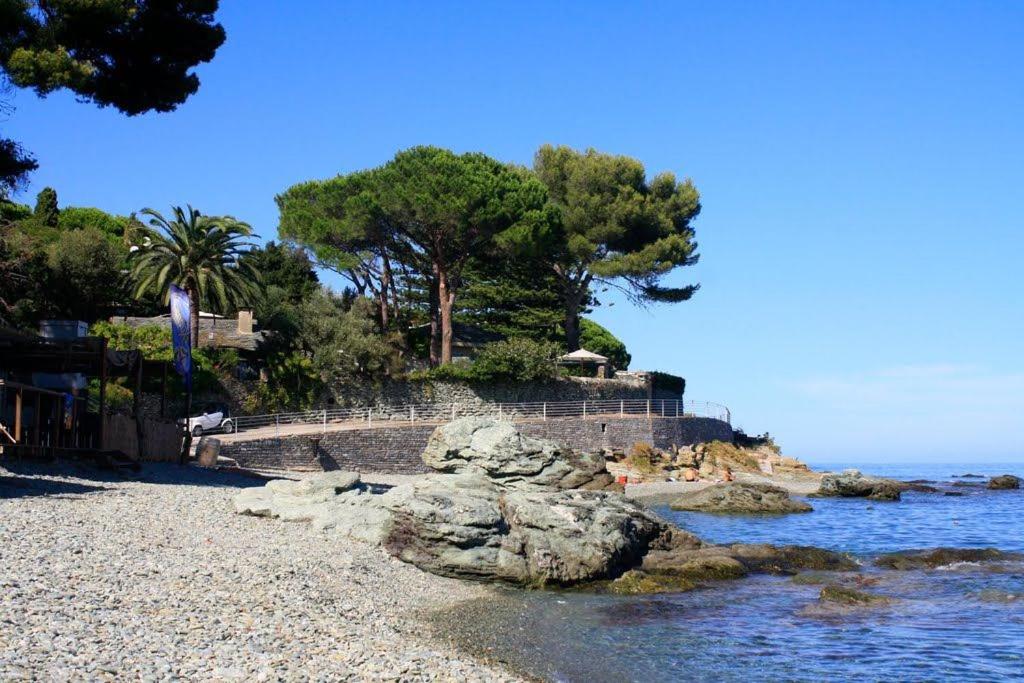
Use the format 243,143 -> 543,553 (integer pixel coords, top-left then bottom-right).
169,284 -> 192,389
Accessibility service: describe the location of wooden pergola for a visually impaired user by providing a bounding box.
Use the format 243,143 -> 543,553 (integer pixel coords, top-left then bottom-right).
0,328 -> 168,460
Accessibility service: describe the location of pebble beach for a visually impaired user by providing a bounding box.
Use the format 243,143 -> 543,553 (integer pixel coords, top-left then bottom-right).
0,463 -> 520,681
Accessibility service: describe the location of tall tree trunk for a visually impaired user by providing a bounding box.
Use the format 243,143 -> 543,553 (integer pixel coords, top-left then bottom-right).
437,266 -> 455,365
564,300 -> 581,351
429,263 -> 441,367
188,286 -> 200,349
381,251 -> 401,328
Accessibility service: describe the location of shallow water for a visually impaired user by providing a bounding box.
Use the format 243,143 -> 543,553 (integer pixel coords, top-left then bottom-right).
436,463 -> 1024,682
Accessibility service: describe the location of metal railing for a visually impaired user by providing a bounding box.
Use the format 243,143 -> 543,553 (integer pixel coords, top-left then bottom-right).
195,398 -> 731,438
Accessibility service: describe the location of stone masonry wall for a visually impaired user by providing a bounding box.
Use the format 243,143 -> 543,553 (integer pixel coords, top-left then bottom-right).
216,416 -> 733,474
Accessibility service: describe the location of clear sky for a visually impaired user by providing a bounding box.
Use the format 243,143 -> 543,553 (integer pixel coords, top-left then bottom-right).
6,1 -> 1022,463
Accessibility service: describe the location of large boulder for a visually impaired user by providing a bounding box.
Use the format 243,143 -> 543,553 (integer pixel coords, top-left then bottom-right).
380,474 -> 668,586
420,417 -> 616,491
987,474 -> 1021,490
814,469 -> 902,501
670,482 -> 812,514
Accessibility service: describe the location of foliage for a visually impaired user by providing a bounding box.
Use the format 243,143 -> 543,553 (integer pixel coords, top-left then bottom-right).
242,352 -> 321,413
240,241 -> 319,305
733,429 -> 781,454
3,1 -> 225,114
295,290 -> 403,385
578,318 -> 630,370
413,338 -> 562,384
1,0 -> 225,187
89,321 -> 236,395
625,442 -> 661,474
47,226 -> 128,321
130,205 -> 259,346
0,138 -> 37,198
0,200 -> 31,224
33,187 -> 58,227
533,144 -> 701,349
0,226 -> 52,328
650,370 -> 685,397
279,146 -> 551,365
58,206 -> 132,241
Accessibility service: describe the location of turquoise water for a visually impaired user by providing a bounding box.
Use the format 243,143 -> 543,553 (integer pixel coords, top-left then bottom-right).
439,464 -> 1024,682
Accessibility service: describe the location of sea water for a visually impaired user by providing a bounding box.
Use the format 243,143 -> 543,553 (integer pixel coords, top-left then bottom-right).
435,463 -> 1024,682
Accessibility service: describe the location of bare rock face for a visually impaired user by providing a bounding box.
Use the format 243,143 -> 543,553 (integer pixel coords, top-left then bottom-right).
814,469 -> 902,501
380,475 -> 668,586
233,471 -> 368,523
420,417 -> 615,491
987,474 -> 1021,490
670,482 -> 813,514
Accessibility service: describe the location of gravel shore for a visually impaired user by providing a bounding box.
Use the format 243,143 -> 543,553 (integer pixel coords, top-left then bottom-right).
0,462 -> 521,681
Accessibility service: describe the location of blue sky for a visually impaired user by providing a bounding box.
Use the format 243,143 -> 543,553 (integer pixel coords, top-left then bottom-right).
6,2 -> 1022,463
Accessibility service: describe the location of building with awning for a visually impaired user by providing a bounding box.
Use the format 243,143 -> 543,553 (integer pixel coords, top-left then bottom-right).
558,349 -> 610,378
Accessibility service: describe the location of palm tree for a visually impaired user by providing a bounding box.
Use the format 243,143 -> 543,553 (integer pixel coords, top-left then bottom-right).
131,206 -> 259,348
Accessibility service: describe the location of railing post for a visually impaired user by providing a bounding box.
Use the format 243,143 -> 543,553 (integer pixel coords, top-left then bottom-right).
646,400 -> 650,419
367,408 -> 372,427
675,400 -> 679,418
620,400 -> 624,416
543,403 -> 547,421
498,403 -> 503,420
451,403 -> 456,421
322,409 -> 327,434
275,414 -> 280,439
661,399 -> 665,417
583,401 -> 587,419
410,406 -> 415,424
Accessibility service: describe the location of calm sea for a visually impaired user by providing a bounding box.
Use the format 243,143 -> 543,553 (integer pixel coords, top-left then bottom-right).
435,462 -> 1024,682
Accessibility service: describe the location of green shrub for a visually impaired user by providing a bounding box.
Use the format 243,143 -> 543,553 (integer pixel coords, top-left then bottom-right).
650,370 -> 686,396
579,319 -> 630,370
415,338 -> 563,384
625,442 -> 661,474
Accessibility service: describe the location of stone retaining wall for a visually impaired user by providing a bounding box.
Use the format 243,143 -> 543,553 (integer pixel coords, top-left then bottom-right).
216,416 -> 733,474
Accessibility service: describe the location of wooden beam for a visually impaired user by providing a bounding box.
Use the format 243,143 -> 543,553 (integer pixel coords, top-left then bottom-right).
98,338 -> 107,450
33,392 -> 41,446
14,387 -> 22,442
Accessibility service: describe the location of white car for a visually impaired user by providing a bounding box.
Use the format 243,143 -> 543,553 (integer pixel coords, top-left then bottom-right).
180,405 -> 234,436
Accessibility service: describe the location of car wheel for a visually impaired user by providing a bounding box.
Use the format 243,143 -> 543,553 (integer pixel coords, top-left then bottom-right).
221,419 -> 234,433
192,425 -> 204,437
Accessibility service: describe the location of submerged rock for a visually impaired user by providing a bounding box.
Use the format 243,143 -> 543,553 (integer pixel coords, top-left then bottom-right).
642,542 -> 857,579
813,469 -> 902,501
671,482 -> 812,514
987,474 -> 1021,490
605,570 -> 697,595
819,584 -> 890,606
875,547 -> 1023,570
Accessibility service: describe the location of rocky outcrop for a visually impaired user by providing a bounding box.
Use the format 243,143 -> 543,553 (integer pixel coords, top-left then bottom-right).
420,417 -> 618,491
231,419 -> 855,592
814,470 -> 902,501
987,474 -> 1021,490
670,482 -> 812,514
875,547 -> 1023,570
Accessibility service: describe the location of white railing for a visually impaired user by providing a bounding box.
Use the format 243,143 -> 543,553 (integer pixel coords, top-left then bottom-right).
197,398 -> 731,438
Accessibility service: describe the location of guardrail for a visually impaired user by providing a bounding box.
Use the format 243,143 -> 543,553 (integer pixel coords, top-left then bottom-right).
191,398 -> 731,438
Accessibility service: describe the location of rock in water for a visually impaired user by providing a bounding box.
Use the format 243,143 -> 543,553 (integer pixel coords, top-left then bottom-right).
419,417 -> 615,491
987,474 -> 1021,490
875,547 -> 1023,570
381,475 -> 668,586
670,482 -> 812,514
819,584 -> 890,606
814,469 -> 902,501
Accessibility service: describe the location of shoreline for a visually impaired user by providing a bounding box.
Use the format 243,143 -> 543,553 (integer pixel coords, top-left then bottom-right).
0,463 -> 522,681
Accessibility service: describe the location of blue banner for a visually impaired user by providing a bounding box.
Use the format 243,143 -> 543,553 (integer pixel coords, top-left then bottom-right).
169,284 -> 192,389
